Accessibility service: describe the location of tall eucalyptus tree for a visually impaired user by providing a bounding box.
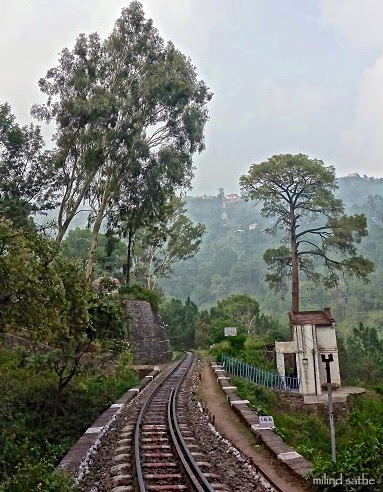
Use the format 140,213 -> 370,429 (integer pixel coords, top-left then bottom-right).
33,1 -> 211,280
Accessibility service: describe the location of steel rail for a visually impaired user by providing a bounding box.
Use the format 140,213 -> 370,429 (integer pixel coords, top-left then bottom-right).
134,352 -> 194,492
168,387 -> 215,492
134,352 -> 287,492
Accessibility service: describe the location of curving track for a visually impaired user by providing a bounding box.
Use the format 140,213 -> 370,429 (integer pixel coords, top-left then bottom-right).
76,353 -> 284,492
134,352 -> 220,491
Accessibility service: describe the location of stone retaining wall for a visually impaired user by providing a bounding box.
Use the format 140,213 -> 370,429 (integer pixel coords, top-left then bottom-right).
125,301 -> 172,365
211,362 -> 313,479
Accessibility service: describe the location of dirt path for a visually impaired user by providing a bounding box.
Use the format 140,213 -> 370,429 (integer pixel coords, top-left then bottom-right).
198,358 -> 312,492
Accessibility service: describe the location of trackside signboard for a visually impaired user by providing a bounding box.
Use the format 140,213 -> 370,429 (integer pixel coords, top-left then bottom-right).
259,416 -> 275,429
224,327 -> 237,337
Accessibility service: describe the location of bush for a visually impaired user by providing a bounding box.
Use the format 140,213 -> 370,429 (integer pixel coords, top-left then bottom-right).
88,288 -> 127,341
210,335 -> 273,370
239,337 -> 273,369
244,337 -> 265,351
0,345 -> 138,488
227,334 -> 247,352
233,371 -> 383,489
161,297 -> 198,351
0,462 -> 73,492
119,284 -> 162,312
209,340 -> 232,359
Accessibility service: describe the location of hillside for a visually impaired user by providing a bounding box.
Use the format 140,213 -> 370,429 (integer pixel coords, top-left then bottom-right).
159,175 -> 383,334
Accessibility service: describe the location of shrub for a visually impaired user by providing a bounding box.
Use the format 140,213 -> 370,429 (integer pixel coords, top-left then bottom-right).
0,344 -> 138,488
119,284 -> 162,312
233,370 -> 383,488
227,334 -> 247,352
88,288 -> 127,341
244,337 -> 265,351
209,340 -> 232,359
211,335 -> 273,370
1,462 -> 73,492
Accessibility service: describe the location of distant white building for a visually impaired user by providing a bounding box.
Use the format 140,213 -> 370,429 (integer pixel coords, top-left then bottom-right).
224,194 -> 241,203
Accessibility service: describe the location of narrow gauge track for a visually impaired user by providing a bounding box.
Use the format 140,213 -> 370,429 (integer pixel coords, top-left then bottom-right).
76,353 -> 287,491
134,352 -> 220,491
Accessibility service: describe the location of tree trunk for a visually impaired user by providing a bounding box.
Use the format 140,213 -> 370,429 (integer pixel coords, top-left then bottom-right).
56,169 -> 99,243
56,215 -> 75,243
126,227 -> 133,285
147,246 -> 156,290
54,378 -> 63,418
290,205 -> 299,374
291,242 -> 299,312
86,188 -> 110,281
290,206 -> 299,313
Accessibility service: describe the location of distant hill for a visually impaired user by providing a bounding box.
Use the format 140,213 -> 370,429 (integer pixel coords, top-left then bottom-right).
159,176 -> 383,334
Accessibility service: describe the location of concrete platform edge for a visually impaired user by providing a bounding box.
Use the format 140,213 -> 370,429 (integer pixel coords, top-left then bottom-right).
210,362 -> 313,480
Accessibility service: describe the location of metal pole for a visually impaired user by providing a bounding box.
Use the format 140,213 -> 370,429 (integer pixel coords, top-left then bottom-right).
327,381 -> 336,462
321,354 -> 336,463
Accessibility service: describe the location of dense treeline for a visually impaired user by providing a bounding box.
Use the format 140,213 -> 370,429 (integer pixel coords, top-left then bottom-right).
161,293 -> 284,352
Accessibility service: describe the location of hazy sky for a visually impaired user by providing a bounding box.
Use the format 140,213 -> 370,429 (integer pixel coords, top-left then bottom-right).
1,0 -> 383,195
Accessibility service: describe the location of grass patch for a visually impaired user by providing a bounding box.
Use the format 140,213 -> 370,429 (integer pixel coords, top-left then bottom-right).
232,377 -> 383,488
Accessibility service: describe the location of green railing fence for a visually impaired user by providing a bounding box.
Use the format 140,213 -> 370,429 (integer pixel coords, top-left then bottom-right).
221,354 -> 300,392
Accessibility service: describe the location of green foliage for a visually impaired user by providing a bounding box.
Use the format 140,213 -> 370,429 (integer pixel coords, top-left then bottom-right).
242,338 -> 276,367
159,194 -> 273,311
210,334 -> 275,370
61,227 -> 128,278
88,288 -> 126,341
340,323 -> 383,385
76,351 -> 137,407
226,334 -> 247,351
244,337 -> 265,351
34,0 -> 212,280
0,463 -> 73,492
0,101 -> 56,227
0,218 -> 131,415
133,197 -> 206,290
119,283 -> 162,312
0,345 -> 137,488
0,219 -> 93,341
208,340 -> 232,359
197,293 -> 284,346
0,219 -> 60,334
232,377 -> 277,412
157,178 -> 383,329
114,349 -> 134,379
233,374 -> 383,489
40,258 -> 91,415
263,246 -> 291,294
161,297 -> 199,350
312,395 -> 383,490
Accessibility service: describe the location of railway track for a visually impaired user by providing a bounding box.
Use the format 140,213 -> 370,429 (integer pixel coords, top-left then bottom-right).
77,354 -> 285,491
134,352 -> 223,491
